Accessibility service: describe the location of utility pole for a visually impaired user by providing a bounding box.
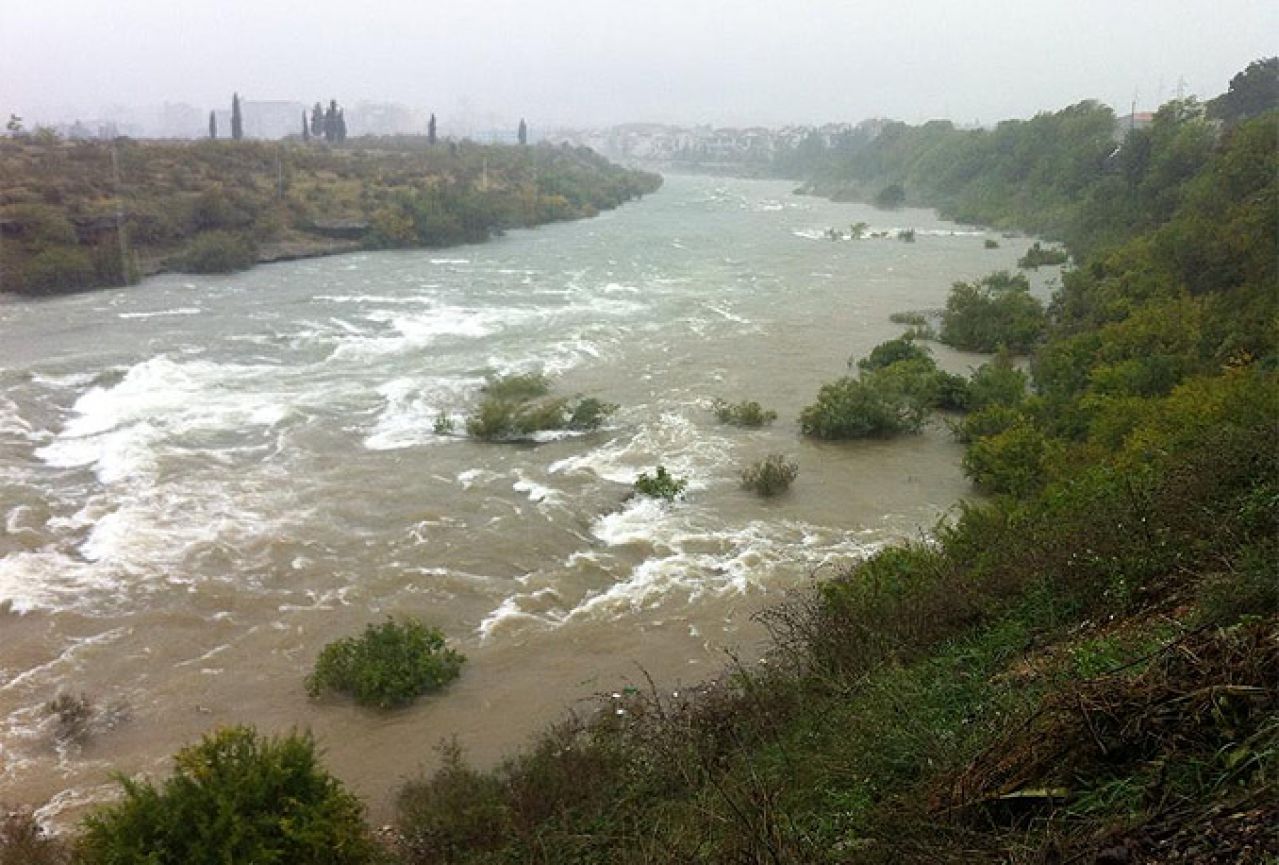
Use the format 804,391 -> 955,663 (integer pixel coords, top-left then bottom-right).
110,141 -> 131,285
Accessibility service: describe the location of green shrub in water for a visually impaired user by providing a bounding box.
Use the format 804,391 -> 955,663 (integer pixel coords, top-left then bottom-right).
740,454 -> 799,497
306,617 -> 465,709
712,399 -> 778,427
634,466 -> 688,501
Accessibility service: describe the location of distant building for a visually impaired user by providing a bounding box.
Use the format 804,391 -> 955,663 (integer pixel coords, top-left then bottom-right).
1115,111 -> 1155,139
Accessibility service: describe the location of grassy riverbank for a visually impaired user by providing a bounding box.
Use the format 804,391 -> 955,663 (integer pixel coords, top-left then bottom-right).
0,137 -> 661,295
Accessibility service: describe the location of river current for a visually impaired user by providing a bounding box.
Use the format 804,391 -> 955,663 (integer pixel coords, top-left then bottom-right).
0,174 -> 1050,824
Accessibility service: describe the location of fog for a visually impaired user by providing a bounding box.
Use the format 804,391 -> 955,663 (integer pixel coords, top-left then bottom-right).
3,0 -> 1275,130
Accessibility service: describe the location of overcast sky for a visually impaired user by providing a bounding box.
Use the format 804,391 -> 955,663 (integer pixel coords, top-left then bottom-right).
3,0 -> 1275,128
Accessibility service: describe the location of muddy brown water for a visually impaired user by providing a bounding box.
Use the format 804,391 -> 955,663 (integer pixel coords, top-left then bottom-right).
0,174 -> 1058,827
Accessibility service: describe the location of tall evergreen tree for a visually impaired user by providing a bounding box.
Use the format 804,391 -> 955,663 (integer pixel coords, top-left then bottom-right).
311,102 -> 323,138
302,111 -> 310,141
324,99 -> 338,142
336,109 -> 347,143
230,93 -> 243,140
427,113 -> 437,145
208,111 -> 217,139
518,118 -> 528,145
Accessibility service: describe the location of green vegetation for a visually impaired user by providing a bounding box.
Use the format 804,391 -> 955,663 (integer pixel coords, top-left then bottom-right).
740,454 -> 799,497
1017,240 -> 1068,268
801,336 -> 970,439
633,466 -> 687,501
712,398 -> 778,427
14,62 -> 1276,865
306,618 -> 465,710
0,137 -> 661,294
984,237 -> 999,249
464,373 -> 616,441
77,727 -> 377,864
382,69 -> 1278,862
939,270 -> 1046,352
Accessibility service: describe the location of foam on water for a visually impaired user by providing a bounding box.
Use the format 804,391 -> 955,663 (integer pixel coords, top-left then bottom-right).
117,307 -> 202,320
36,355 -> 291,484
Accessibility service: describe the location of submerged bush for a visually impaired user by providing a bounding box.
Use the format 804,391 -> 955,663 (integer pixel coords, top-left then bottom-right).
940,270 -> 1046,353
567,397 -> 619,431
1018,241 -> 1069,268
799,374 -> 928,439
466,374 -> 615,440
76,726 -> 377,865
634,466 -> 688,501
712,399 -> 778,428
1,808 -> 69,865
740,454 -> 799,497
306,618 -> 465,709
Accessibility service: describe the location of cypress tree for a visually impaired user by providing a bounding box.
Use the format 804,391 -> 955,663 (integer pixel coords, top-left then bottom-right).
231,93 -> 243,140
427,113 -> 437,145
311,102 -> 323,138
324,99 -> 338,142
518,118 -> 528,145
302,111 -> 310,141
208,111 -> 217,139
336,109 -> 347,143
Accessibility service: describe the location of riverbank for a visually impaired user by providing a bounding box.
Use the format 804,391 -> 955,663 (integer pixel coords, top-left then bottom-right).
0,137 -> 661,296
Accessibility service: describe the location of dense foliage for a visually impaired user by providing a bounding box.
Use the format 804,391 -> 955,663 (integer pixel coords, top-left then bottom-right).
77,727 -> 377,864
711,398 -> 778,427
306,618 -> 465,710
633,466 -> 688,500
0,137 -> 661,294
800,336 -> 968,439
938,270 -> 1047,353
464,374 -> 617,441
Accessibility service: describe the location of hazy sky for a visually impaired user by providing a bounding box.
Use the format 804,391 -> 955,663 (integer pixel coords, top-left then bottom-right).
3,0 -> 1275,128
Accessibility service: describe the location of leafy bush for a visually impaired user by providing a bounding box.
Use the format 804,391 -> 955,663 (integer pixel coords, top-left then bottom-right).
567,397 -> 618,431
898,228 -> 916,242
940,270 -> 1046,353
306,618 -> 465,709
1018,241 -> 1069,268
855,336 -> 932,372
176,230 -> 258,273
966,350 -> 1029,410
465,374 -> 615,440
984,238 -> 1000,249
432,411 -> 455,435
712,399 -> 778,427
962,421 -> 1055,496
634,466 -> 688,501
799,374 -> 929,439
740,454 -> 799,497
76,727 -> 377,864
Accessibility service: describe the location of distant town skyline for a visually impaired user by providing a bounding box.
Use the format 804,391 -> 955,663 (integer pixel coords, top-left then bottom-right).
5,0 -> 1274,131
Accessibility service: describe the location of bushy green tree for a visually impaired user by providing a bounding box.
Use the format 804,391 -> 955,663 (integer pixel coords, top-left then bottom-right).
940,271 -> 1046,353
77,727 -> 377,864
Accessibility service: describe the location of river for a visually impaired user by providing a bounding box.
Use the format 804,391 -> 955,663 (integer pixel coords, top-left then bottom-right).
0,174 -> 1051,826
